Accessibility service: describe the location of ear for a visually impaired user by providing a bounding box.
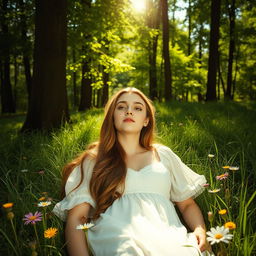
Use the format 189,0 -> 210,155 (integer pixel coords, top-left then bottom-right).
143,117 -> 149,127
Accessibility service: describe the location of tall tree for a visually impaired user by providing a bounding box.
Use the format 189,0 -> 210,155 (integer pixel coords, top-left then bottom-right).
21,0 -> 69,131
18,0 -> 32,102
146,0 -> 160,100
225,0 -> 236,100
206,0 -> 221,101
161,0 -> 172,101
79,50 -> 92,110
0,0 -> 16,113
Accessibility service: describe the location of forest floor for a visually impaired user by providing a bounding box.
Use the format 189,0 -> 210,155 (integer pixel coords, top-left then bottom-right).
0,101 -> 256,255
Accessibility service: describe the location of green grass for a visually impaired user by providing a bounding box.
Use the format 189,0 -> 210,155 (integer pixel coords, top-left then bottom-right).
0,102 -> 255,255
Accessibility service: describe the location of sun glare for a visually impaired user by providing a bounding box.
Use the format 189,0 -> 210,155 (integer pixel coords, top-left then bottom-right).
130,0 -> 146,12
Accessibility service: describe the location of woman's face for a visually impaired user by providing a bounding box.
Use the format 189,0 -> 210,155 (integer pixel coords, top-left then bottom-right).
113,92 -> 149,134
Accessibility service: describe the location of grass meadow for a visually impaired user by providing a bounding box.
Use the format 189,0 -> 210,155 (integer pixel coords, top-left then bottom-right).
0,102 -> 256,255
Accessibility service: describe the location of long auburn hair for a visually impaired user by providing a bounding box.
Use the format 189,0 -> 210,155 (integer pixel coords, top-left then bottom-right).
61,87 -> 156,220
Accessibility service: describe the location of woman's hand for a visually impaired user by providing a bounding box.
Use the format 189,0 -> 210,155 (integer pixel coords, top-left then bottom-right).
194,227 -> 211,252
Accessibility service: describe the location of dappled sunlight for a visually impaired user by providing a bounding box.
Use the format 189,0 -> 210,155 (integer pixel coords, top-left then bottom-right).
130,0 -> 146,12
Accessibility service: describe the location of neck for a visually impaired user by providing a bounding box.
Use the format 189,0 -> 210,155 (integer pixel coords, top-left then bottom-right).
117,132 -> 145,157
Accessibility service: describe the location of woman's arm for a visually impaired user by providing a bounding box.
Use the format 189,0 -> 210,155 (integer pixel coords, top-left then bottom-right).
65,202 -> 91,256
175,198 -> 210,252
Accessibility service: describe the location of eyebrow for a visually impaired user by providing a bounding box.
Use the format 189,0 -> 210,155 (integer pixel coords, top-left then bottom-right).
116,101 -> 144,106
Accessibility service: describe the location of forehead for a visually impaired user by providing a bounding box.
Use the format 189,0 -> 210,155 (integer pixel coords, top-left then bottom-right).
117,92 -> 145,104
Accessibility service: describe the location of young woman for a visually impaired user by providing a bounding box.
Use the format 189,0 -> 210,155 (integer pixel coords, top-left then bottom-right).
53,87 -> 212,256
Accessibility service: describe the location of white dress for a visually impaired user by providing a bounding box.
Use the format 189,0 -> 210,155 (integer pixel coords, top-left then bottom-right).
53,144 -> 208,256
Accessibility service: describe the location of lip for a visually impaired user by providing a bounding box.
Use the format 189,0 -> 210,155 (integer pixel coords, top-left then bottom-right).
123,118 -> 135,122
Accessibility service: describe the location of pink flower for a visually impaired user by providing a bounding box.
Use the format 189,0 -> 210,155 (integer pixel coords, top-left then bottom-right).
23,211 -> 42,225
37,170 -> 45,175
216,172 -> 229,180
202,183 -> 210,187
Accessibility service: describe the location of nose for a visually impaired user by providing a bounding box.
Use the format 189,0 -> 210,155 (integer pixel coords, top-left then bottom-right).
126,106 -> 133,115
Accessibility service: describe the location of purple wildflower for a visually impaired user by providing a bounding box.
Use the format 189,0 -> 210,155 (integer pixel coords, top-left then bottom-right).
23,211 -> 42,225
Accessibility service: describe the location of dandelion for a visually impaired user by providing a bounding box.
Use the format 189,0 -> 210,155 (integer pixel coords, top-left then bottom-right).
229,166 -> 239,171
218,209 -> 227,215
208,188 -> 221,193
206,226 -> 233,245
216,172 -> 229,180
224,222 -> 236,230
76,223 -> 95,230
7,212 -> 15,220
208,154 -> 215,158
2,202 -> 14,209
38,197 -> 46,201
23,211 -> 42,225
44,227 -> 58,239
222,166 -> 230,169
38,201 -> 51,207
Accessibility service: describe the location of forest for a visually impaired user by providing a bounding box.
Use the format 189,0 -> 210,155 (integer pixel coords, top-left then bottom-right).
0,0 -> 255,130
0,0 -> 256,255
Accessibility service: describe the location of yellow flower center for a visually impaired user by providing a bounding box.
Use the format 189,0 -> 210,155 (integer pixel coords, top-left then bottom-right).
29,216 -> 37,221
215,233 -> 223,239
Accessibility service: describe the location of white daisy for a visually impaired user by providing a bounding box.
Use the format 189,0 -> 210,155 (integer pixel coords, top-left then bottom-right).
229,166 -> 239,171
208,188 -> 221,193
206,226 -> 233,245
208,154 -> 215,158
76,223 -> 94,230
38,201 -> 51,207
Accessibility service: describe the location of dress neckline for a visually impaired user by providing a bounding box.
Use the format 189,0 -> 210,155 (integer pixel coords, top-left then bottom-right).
126,145 -> 163,172
127,161 -> 162,173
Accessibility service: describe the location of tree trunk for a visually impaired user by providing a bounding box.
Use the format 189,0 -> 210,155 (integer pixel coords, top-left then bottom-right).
171,0 -> 177,47
19,0 -> 32,102
97,88 -> 102,108
161,0 -> 172,101
79,56 -> 92,111
21,0 -> 69,131
1,0 -> 16,113
102,71 -> 109,107
147,0 -> 160,100
72,49 -> 78,107
187,0 -> 192,56
225,0 -> 236,100
206,0 -> 221,101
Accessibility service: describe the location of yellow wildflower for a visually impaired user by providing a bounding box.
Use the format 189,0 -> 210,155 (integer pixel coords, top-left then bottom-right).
218,209 -> 227,215
3,203 -> 13,208
44,228 -> 58,239
224,221 -> 236,230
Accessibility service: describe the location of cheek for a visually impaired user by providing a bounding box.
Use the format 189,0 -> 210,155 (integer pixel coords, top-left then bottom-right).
113,111 -> 123,124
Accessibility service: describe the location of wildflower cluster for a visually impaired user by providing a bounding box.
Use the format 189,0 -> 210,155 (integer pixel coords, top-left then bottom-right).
205,154 -> 238,254
2,192 -> 58,255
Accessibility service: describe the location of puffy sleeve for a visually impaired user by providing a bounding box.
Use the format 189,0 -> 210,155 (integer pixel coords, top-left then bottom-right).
157,144 -> 207,202
52,157 -> 96,221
